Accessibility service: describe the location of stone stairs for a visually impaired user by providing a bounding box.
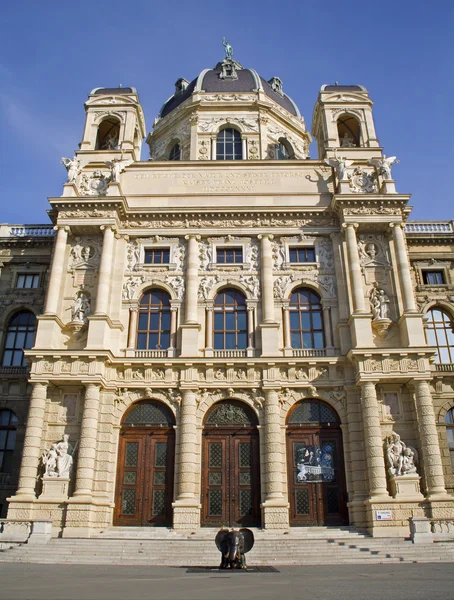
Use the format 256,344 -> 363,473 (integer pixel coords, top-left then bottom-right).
1,527 -> 454,565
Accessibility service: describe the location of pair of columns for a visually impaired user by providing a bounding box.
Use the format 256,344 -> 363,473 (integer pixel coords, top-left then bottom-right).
15,382 -> 101,500
359,380 -> 446,499
45,224 -> 116,317
343,222 -> 416,315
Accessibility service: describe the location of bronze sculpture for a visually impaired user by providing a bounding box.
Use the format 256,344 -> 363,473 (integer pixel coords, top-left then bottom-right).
215,528 -> 254,569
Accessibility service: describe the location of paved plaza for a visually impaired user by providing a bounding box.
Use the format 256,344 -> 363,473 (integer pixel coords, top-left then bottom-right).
0,563 -> 453,600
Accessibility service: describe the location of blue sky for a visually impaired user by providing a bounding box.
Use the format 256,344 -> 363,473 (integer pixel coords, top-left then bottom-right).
1,0 -> 453,224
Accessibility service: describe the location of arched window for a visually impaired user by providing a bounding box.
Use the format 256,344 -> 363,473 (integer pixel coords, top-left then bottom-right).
337,114 -> 361,148
214,289 -> 247,350
275,138 -> 294,160
137,290 -> 171,351
0,409 -> 18,473
96,117 -> 120,150
216,128 -> 242,160
289,288 -> 324,349
445,408 -> 454,471
2,311 -> 36,367
169,143 -> 181,161
425,308 -> 454,364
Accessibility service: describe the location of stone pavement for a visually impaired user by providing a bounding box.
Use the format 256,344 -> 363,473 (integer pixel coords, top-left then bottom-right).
0,563 -> 453,600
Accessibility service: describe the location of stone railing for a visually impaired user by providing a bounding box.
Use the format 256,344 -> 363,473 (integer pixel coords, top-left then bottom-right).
434,363 -> 454,372
134,350 -> 169,359
0,366 -> 29,376
405,222 -> 454,234
409,516 -> 454,543
0,224 -> 55,238
293,349 -> 326,358
212,350 -> 247,358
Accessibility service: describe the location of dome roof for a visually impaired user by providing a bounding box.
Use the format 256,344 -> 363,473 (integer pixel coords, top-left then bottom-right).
159,59 -> 300,119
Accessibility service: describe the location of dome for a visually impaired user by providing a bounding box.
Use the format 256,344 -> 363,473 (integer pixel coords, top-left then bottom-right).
159,58 -> 300,119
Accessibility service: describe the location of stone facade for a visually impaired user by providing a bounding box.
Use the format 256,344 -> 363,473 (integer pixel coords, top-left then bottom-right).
1,54 -> 454,537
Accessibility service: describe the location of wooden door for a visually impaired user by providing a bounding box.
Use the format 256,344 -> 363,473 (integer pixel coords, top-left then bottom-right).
114,428 -> 174,526
287,427 -> 347,526
201,429 -> 260,527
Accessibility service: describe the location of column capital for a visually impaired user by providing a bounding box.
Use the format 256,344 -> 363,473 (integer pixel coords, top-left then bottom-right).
100,224 -> 116,233
54,225 -> 70,233
389,222 -> 405,230
129,305 -> 139,314
341,222 -> 359,231
185,234 -> 201,241
258,233 -> 274,241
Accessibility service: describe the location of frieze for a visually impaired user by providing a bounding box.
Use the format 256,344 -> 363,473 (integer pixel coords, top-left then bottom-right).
199,94 -> 256,102
342,205 -> 401,216
361,356 -> 426,375
122,214 -> 338,229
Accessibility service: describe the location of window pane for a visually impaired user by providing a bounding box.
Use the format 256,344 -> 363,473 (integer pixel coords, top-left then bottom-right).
12,351 -> 24,366
301,312 -> 311,330
225,312 -> 235,330
237,312 -> 247,330
161,311 -> 170,330
446,428 -> 454,446
2,451 -> 13,473
2,351 -> 12,366
6,430 -> 16,450
25,332 -> 35,348
302,333 -> 313,348
138,313 -> 148,330
148,333 -> 159,349
237,333 -> 247,349
289,249 -> 297,263
290,312 -> 299,329
225,333 -> 236,349
426,328 -> 437,345
439,347 -> 450,363
0,412 -> 11,426
149,313 -> 160,330
313,332 -> 324,348
160,333 -> 170,349
291,332 -> 301,348
0,430 -> 7,449
15,332 -> 26,348
214,313 -> 224,330
137,333 -> 147,349
445,410 -> 454,425
312,312 -> 322,330
214,333 -> 224,349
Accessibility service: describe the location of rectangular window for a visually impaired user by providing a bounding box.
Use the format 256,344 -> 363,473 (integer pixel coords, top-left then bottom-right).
144,248 -> 170,265
216,247 -> 243,264
16,274 -> 39,288
422,270 -> 445,285
289,247 -> 315,263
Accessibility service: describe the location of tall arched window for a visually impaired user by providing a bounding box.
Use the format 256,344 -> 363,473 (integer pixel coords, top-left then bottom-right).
214,289 -> 247,350
169,143 -> 181,161
216,128 -> 242,160
276,138 -> 294,159
445,408 -> 454,471
137,290 -> 171,351
96,117 -> 120,150
2,311 -> 36,367
0,409 -> 18,473
425,308 -> 454,364
289,288 -> 324,349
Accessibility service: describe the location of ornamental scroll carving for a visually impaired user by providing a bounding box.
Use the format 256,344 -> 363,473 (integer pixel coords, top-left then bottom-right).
348,167 -> 377,193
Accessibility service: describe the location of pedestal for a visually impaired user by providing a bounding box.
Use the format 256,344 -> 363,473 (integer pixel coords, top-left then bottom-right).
40,477 -> 70,501
259,322 -> 280,356
172,501 -> 201,530
389,474 -> 424,501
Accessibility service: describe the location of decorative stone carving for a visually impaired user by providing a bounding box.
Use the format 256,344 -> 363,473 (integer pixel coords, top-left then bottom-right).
317,239 -> 334,273
105,157 -> 133,183
70,238 -> 99,268
348,167 -> 377,193
274,275 -> 294,299
198,275 -> 218,300
79,170 -> 110,196
70,291 -> 91,323
369,282 -> 392,338
369,155 -> 399,180
357,234 -> 389,267
272,241 -> 286,270
240,275 -> 260,299
123,275 -> 144,300
198,116 -> 258,133
127,240 -> 141,271
198,140 -> 210,160
61,156 -> 80,183
165,275 -> 184,299
174,243 -> 185,271
278,387 -> 298,406
201,94 -> 256,102
41,435 -> 75,478
385,433 -> 418,477
318,275 -> 337,298
246,242 -> 259,270
340,133 -> 356,148
199,241 -> 213,269
325,155 -> 353,181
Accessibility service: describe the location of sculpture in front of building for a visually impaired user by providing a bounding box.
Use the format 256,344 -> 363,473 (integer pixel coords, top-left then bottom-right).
41,435 -> 75,478
385,433 -> 418,477
215,528 -> 254,569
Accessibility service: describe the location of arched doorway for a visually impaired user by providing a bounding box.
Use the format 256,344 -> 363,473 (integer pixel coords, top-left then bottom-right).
286,400 -> 348,526
114,400 -> 175,527
202,400 -> 260,527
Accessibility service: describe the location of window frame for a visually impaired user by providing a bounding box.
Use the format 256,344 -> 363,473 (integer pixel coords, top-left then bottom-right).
422,270 -> 446,285
289,288 -> 325,350
1,310 -> 37,367
216,128 -> 243,161
216,247 -> 244,265
289,246 -> 316,264
445,407 -> 454,472
144,248 -> 171,265
136,289 -> 172,351
169,142 -> 181,161
213,289 -> 248,351
0,409 -> 18,474
425,308 -> 454,364
16,274 -> 40,289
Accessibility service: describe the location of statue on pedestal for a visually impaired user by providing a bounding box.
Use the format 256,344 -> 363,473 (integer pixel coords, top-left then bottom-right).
385,433 -> 418,477
41,434 -> 75,478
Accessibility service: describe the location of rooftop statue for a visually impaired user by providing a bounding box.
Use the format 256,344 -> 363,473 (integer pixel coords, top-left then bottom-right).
222,37 -> 233,59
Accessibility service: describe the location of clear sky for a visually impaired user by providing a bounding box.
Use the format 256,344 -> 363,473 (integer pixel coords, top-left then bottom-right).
1,0 -> 453,224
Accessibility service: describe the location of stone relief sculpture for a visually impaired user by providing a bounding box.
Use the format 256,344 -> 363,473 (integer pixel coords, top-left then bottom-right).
369,155 -> 399,180
198,275 -> 218,300
272,241 -> 286,270
246,243 -> 259,270
199,241 -> 213,270
385,433 -> 418,477
166,275 -> 184,300
240,275 -> 260,299
174,244 -> 185,271
71,291 -> 91,323
348,167 -> 377,193
41,435 -> 75,478
317,239 -> 334,273
123,275 -> 144,300
127,240 -> 141,271
79,170 -> 110,196
61,156 -> 81,183
369,283 -> 390,320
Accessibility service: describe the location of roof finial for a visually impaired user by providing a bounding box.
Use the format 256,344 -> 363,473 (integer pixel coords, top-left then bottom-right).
334,81 -> 339,86
118,83 -> 123,88
222,37 -> 233,59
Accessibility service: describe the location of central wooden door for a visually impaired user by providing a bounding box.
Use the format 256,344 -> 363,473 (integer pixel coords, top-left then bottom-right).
114,400 -> 175,527
202,429 -> 260,527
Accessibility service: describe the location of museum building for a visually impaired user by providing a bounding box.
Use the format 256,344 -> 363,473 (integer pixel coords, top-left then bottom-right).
1,49 -> 454,539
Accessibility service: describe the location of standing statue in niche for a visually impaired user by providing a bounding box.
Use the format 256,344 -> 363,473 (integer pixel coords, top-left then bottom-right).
369,155 -> 399,180
101,132 -> 118,150
71,291 -> 91,323
385,433 -> 418,477
340,132 -> 356,148
41,435 -> 75,478
369,283 -> 390,320
61,156 -> 80,183
222,37 -> 233,59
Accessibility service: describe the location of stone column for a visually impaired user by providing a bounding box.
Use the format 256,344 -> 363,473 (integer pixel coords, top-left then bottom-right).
15,382 -> 48,498
359,381 -> 389,499
94,225 -> 115,315
173,389 -> 200,528
343,223 -> 366,313
184,235 -> 200,324
282,306 -> 292,353
169,306 -> 178,353
127,307 -> 138,349
322,305 -> 333,349
205,305 -> 214,351
211,136 -> 217,160
413,380 -> 447,498
259,234 -> 275,323
242,137 -> 247,159
73,383 -> 101,497
247,305 -> 255,352
261,388 -> 289,528
390,223 -> 417,313
44,227 -> 69,314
